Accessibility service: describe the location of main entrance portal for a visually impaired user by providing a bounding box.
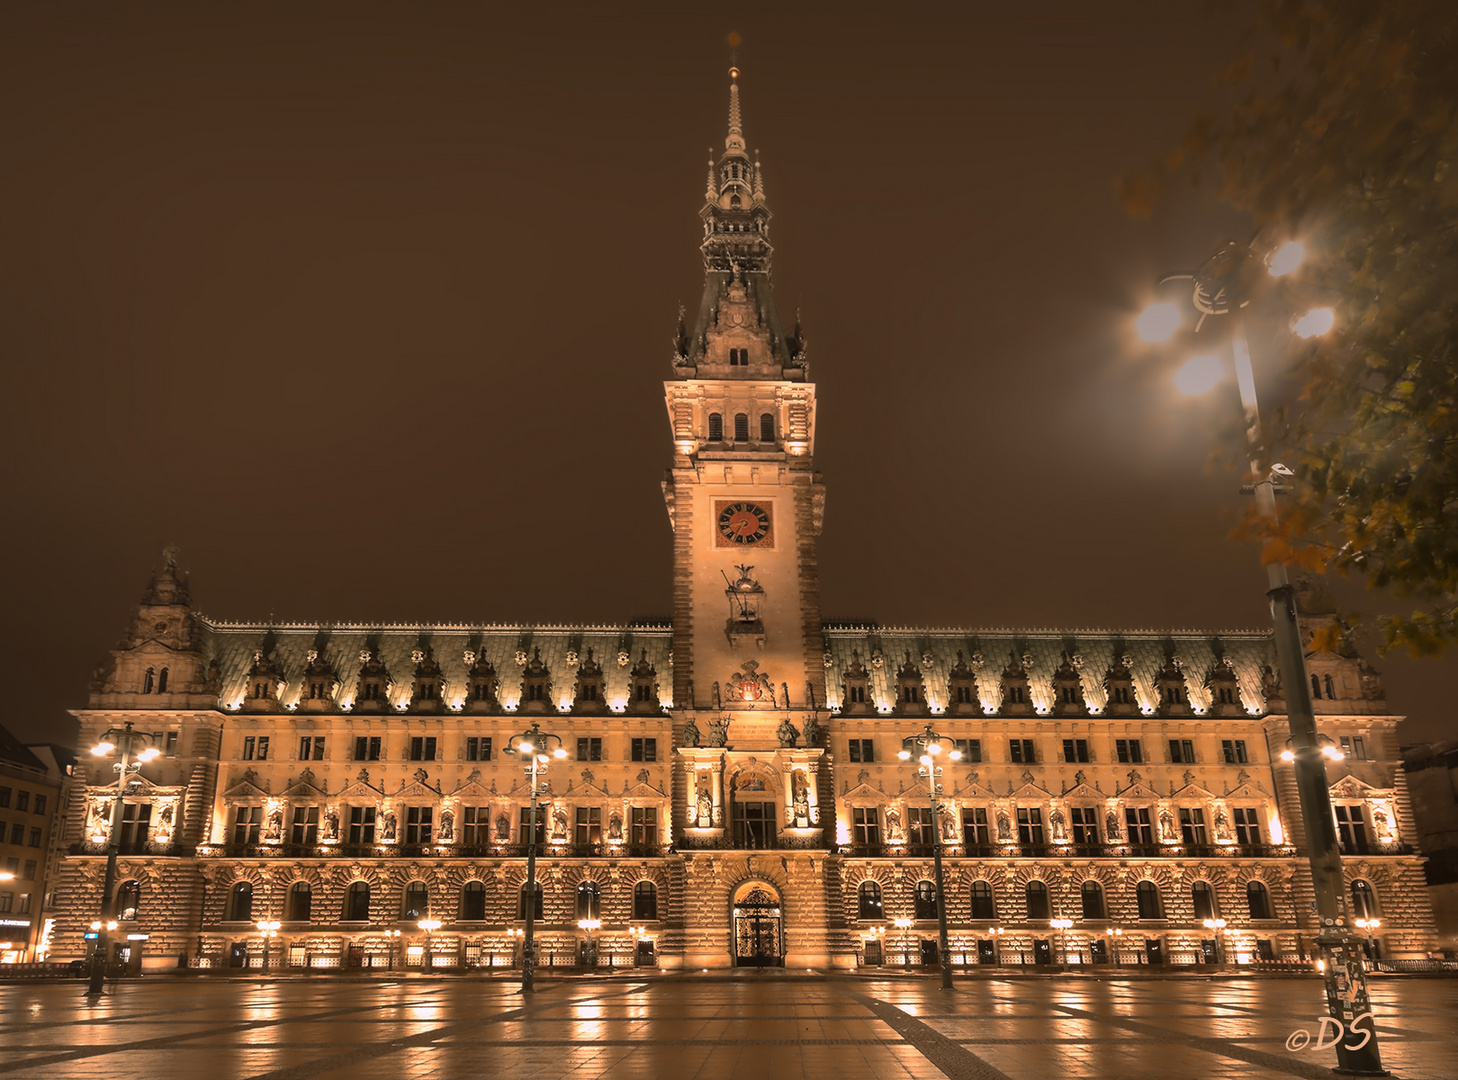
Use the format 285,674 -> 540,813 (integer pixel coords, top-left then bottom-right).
732,884 -> 783,967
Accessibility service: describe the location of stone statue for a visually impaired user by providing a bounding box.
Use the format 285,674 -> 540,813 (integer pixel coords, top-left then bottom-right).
884,807 -> 904,843
802,715 -> 825,747
381,812 -> 397,841
439,810 -> 454,842
607,811 -> 623,840
413,767 -> 429,786
696,777 -> 713,826
711,681 -> 721,709
552,806 -> 568,840
781,682 -> 791,708
495,813 -> 511,841
776,717 -> 799,747
1213,808 -> 1231,842
1049,809 -> 1067,843
1159,809 -> 1176,841
324,809 -> 340,840
1105,810 -> 1121,840
792,771 -> 810,823
940,805 -> 957,842
996,810 -> 1012,842
265,808 -> 282,841
681,717 -> 701,748
708,717 -> 730,748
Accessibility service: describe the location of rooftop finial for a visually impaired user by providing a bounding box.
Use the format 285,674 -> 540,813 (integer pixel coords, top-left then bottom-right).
725,32 -> 744,152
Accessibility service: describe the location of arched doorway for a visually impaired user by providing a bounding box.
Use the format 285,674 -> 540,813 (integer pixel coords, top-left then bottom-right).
732,881 -> 783,967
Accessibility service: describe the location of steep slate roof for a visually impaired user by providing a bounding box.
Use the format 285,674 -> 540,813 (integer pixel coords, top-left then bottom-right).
200,620 -> 674,712
821,625 -> 1275,716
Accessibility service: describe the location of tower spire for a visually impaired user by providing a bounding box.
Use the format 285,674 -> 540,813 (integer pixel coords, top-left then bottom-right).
726,64 -> 744,152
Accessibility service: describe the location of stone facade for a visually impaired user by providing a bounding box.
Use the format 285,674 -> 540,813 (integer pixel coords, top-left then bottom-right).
50,69 -> 1439,973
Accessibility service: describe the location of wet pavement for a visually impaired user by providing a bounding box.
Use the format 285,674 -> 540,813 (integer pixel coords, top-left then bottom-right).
0,973 -> 1452,1079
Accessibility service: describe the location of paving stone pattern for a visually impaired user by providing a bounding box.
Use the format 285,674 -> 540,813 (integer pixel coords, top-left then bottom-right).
0,975 -> 1453,1080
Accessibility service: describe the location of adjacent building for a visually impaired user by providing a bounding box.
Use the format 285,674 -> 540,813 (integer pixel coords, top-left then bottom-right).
0,724 -> 72,963
50,68 -> 1438,973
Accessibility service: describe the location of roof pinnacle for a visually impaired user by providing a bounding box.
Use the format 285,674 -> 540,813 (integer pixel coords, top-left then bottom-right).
726,64 -> 745,153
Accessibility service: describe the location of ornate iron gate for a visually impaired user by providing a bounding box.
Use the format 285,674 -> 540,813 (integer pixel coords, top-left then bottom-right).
733,886 -> 783,967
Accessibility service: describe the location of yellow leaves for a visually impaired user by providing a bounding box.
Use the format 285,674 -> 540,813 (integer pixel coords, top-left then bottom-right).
1308,623 -> 1346,655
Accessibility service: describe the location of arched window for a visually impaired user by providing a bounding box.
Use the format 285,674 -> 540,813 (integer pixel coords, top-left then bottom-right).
228,881 -> 253,922
1350,879 -> 1377,919
1136,880 -> 1163,920
759,413 -> 775,441
633,880 -> 658,921
858,880 -> 883,920
576,881 -> 601,920
1025,880 -> 1050,920
344,881 -> 371,922
970,880 -> 995,920
142,667 -> 155,694
460,881 -> 487,921
401,881 -> 429,919
1080,880 -> 1106,920
914,880 -> 938,920
708,413 -> 723,441
1191,881 -> 1217,921
1324,674 -> 1336,698
1246,880 -> 1273,920
1311,673 -> 1322,699
157,667 -> 169,693
733,413 -> 750,442
116,880 -> 141,922
286,881 -> 312,922
518,881 -> 543,920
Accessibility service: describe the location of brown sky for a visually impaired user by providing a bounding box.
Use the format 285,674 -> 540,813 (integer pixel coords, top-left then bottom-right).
2,3 -> 1451,747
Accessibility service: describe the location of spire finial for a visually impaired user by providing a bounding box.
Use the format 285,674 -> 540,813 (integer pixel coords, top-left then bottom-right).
725,32 -> 744,152
753,151 -> 765,202
706,150 -> 716,201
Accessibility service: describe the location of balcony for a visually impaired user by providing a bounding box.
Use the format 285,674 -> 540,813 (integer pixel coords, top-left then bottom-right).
839,842 -> 1301,860
677,833 -> 828,852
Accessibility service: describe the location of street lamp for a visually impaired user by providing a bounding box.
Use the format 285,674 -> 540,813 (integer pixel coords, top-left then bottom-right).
86,723 -> 159,996
893,917 -> 912,968
1203,918 -> 1227,966
1137,238 -> 1384,1076
256,920 -> 280,971
898,723 -> 961,990
417,918 -> 441,972
1355,917 -> 1381,962
385,927 -> 402,970
577,918 -> 601,969
1107,927 -> 1123,967
1050,918 -> 1073,966
503,721 -> 566,994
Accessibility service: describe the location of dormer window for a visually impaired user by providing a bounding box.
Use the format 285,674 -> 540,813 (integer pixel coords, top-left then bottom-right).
759,413 -> 774,440
954,685 -> 973,703
734,413 -> 749,441
708,413 -> 724,440
309,682 -> 328,700
1112,687 -> 1130,704
848,685 -> 865,703
361,682 -> 381,701
1007,686 -> 1025,704
526,683 -> 545,702
729,348 -> 747,366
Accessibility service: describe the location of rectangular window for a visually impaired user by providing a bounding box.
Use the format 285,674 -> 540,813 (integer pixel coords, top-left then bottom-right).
405,806 -> 433,845
577,737 -> 603,762
1335,804 -> 1370,855
1071,807 -> 1099,845
907,807 -> 936,846
23,860 -> 37,880
33,795 -> 46,817
1017,807 -> 1045,845
1125,807 -> 1153,845
242,737 -> 255,760
852,807 -> 881,847
962,806 -> 990,847
630,806 -> 659,846
354,736 -> 381,761
15,792 -> 28,813
466,736 -> 492,762
232,806 -> 262,845
347,806 -> 376,844
848,739 -> 875,763
165,731 -> 179,755
1341,735 -> 1367,760
3,858 -> 16,876
120,804 -> 151,851
1233,807 -> 1262,846
28,827 -> 42,848
1062,738 -> 1090,763
519,807 -> 548,846
575,807 -> 602,845
0,893 -> 9,913
462,807 -> 489,845
409,736 -> 438,761
1179,807 -> 1208,845
1169,739 -> 1195,764
17,893 -> 31,914
1009,739 -> 1036,763
952,738 -> 981,762
631,738 -> 657,762
8,823 -> 21,845
1115,739 -> 1143,764
1221,739 -> 1248,764
290,806 -> 319,845
299,736 -> 326,761
0,787 -> 9,808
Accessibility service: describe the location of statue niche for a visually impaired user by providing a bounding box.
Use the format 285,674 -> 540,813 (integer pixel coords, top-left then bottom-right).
723,565 -> 766,650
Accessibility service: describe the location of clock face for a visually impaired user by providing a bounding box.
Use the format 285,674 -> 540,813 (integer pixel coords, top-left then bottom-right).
715,500 -> 773,547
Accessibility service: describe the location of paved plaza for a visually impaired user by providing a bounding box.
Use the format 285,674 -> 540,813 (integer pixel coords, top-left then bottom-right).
0,974 -> 1453,1080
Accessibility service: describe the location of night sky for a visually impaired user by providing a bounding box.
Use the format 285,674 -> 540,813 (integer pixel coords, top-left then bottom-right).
3,4 -> 1451,747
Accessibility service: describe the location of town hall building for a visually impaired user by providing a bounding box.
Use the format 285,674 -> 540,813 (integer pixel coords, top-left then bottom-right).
51,69 -> 1437,974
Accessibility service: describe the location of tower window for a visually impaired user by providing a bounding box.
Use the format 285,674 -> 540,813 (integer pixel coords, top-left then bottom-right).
157,667 -> 169,693
729,348 -> 746,366
708,413 -> 723,441
733,413 -> 749,441
759,413 -> 774,441
730,194 -> 741,208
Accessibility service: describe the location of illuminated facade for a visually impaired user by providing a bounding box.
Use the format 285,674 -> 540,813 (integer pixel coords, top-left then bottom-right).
52,71 -> 1437,973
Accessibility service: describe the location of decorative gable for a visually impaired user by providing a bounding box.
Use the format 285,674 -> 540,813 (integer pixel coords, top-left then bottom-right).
998,651 -> 1034,716
1051,651 -> 1087,716
894,652 -> 928,715
408,645 -> 445,713
571,647 -> 607,713
945,650 -> 981,715
840,650 -> 873,714
1101,652 -> 1139,716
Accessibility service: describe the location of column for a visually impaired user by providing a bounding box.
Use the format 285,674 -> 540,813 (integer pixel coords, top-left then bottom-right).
784,770 -> 795,826
807,764 -> 820,826
711,766 -> 723,827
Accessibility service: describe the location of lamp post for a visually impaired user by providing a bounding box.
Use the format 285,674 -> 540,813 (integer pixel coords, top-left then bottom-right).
577,918 -> 601,969
256,920 -> 280,971
86,723 -> 159,996
992,926 -> 1005,967
1203,918 -> 1227,966
1138,238 -> 1383,1075
385,928 -> 401,970
417,918 -> 441,972
866,924 -> 885,967
503,721 -> 566,994
893,917 -> 912,968
1355,917 -> 1381,962
1050,918 -> 1073,966
1107,927 -> 1123,967
898,724 -> 961,990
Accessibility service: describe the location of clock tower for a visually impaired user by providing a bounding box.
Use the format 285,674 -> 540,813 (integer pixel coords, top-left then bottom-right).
663,64 -> 826,736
